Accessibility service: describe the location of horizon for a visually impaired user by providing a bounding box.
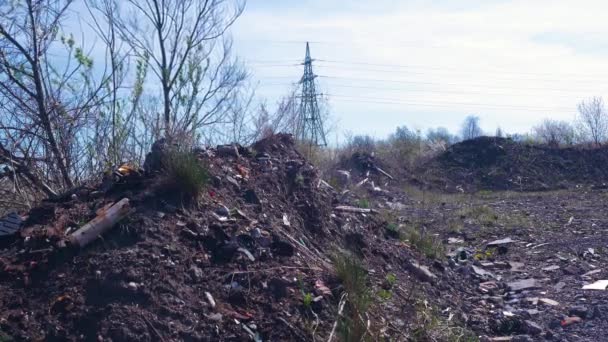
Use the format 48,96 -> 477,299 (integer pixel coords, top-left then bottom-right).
231,0 -> 608,142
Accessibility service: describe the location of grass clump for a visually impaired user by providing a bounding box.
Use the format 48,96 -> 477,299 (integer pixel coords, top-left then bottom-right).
357,198 -> 370,209
162,149 -> 208,199
405,226 -> 444,259
411,300 -> 479,342
458,205 -> 498,226
333,251 -> 371,341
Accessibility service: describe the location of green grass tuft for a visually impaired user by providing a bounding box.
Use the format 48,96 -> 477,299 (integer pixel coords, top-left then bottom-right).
162,149 -> 208,199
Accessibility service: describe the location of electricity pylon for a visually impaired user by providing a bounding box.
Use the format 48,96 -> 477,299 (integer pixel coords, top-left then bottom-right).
296,42 -> 328,147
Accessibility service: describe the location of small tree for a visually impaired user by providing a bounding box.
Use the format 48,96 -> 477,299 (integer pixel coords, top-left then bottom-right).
532,119 -> 575,146
111,0 -> 247,137
460,115 -> 482,140
576,97 -> 608,145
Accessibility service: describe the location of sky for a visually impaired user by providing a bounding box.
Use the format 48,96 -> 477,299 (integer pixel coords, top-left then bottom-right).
231,0 -> 608,141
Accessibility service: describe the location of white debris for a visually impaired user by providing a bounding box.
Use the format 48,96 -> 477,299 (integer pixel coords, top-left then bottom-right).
582,280 -> 608,290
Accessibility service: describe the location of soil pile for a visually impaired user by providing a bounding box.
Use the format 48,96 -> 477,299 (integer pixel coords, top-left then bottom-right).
0,134 -> 473,341
423,136 -> 608,191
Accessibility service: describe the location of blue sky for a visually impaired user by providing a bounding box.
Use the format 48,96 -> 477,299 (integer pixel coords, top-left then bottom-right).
231,0 -> 608,141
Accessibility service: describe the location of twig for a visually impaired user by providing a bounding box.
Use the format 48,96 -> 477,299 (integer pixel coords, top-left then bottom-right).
327,293 -> 347,342
278,317 -> 307,341
142,315 -> 165,342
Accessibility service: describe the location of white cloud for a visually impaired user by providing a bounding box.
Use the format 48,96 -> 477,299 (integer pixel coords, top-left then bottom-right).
234,0 -> 608,138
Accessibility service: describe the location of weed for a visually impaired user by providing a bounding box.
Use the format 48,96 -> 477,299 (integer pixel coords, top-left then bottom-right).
357,198 -> 370,209
333,251 -> 371,341
458,205 -> 498,226
161,149 -> 208,199
411,300 -> 479,342
377,289 -> 392,300
302,292 -> 313,308
405,226 -> 444,259
294,173 -> 305,185
385,273 -> 397,287
0,331 -> 12,342
474,248 -> 495,260
385,222 -> 402,239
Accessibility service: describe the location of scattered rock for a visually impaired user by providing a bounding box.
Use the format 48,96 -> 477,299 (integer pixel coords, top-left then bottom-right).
560,316 -> 582,327
487,237 -> 515,247
507,279 -> 539,292
582,280 -> 608,290
524,320 -> 542,335
569,305 -> 588,318
407,261 -> 437,283
190,266 -> 204,282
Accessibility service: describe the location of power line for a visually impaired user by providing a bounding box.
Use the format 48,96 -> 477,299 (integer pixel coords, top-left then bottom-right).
249,59 -> 607,84
257,82 -> 606,96
326,95 -> 572,112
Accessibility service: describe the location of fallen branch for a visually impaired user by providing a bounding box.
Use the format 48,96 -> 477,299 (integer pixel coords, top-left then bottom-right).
68,198 -> 131,248
334,206 -> 378,214
327,293 -> 347,342
374,166 -> 394,180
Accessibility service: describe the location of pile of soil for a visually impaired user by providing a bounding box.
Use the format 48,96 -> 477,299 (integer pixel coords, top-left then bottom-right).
422,136 -> 608,191
0,134 -> 474,341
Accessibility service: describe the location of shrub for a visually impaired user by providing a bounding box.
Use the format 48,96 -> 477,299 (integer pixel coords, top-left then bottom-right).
405,227 -> 444,259
333,251 -> 371,341
161,149 -> 208,199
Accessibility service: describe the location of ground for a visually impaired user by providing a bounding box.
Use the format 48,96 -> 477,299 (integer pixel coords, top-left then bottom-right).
0,135 -> 607,341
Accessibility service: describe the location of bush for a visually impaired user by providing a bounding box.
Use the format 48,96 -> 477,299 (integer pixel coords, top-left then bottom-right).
333,251 -> 371,341
161,149 -> 208,199
405,227 -> 443,259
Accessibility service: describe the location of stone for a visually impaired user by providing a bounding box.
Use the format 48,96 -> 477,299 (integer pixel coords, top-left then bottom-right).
569,305 -> 588,318
524,320 -> 542,335
472,265 -> 496,279
542,265 -> 560,272
560,316 -> 582,327
582,280 -> 608,290
407,261 -> 437,283
487,237 -> 515,247
335,170 -> 351,186
507,279 -> 539,292
539,298 -> 559,306
215,205 -> 230,217
190,266 -> 204,282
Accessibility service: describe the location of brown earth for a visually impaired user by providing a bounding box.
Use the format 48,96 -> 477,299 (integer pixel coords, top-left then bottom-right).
421,137 -> 608,192
1,134 -> 607,341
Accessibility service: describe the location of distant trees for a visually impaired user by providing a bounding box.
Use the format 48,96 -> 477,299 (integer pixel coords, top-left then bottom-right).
532,119 -> 575,146
460,115 -> 482,140
576,97 -> 608,145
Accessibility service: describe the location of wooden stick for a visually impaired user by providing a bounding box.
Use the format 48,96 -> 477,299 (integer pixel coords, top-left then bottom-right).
68,198 -> 130,248
334,206 -> 378,214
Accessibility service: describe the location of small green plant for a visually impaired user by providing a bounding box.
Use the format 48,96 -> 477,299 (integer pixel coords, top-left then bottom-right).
458,205 -> 498,226
302,292 -> 313,308
162,149 -> 208,198
294,173 -> 305,185
405,227 -> 444,259
333,251 -> 371,341
0,331 -> 13,342
357,198 -> 370,209
385,222 -> 401,239
385,273 -> 397,287
411,300 -> 479,342
377,288 -> 392,300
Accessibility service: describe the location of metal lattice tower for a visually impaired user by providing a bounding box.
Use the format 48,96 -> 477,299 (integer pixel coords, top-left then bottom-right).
296,42 -> 327,146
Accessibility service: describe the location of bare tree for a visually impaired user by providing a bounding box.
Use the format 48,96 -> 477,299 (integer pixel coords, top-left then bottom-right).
0,0 -> 111,195
576,97 -> 608,145
532,119 -> 575,146
460,115 -> 482,140
112,0 -> 247,137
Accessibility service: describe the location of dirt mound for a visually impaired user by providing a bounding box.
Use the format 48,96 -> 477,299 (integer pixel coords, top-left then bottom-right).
0,133 -> 478,341
423,136 -> 608,191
